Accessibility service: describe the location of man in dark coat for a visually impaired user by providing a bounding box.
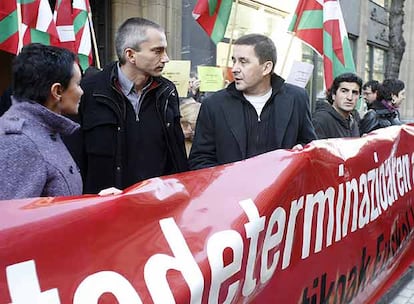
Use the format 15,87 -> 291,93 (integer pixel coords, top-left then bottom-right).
189,34 -> 316,170
74,17 -> 188,194
312,73 -> 362,139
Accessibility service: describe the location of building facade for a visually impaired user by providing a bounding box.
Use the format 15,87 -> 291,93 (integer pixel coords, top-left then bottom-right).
0,0 -> 413,120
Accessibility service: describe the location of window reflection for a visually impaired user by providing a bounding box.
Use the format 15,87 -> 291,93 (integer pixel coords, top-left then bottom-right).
365,44 -> 386,82
371,0 -> 388,8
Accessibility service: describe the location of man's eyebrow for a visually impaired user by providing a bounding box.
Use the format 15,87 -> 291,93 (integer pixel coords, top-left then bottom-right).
151,46 -> 166,51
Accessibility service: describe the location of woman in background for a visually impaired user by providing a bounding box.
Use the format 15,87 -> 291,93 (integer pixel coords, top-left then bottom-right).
180,97 -> 201,156
0,43 -> 83,200
359,78 -> 405,135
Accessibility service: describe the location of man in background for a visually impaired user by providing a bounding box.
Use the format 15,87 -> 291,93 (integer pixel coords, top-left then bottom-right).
362,80 -> 379,111
312,73 -> 362,139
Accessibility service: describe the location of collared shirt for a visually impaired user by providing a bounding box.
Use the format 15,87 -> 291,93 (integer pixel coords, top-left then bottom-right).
117,63 -> 152,117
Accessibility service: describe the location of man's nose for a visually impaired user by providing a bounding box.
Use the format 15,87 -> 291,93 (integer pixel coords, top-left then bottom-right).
232,63 -> 239,73
161,51 -> 169,63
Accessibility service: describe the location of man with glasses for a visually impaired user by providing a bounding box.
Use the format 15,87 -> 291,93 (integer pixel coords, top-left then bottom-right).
362,80 -> 379,110
73,17 -> 188,194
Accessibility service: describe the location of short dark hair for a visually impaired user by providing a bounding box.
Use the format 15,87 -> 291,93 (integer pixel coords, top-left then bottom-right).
362,80 -> 379,92
115,17 -> 164,64
327,73 -> 363,104
12,43 -> 76,105
376,78 -> 405,101
234,33 -> 277,73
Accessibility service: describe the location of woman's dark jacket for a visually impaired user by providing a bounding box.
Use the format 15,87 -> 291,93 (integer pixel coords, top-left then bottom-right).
75,62 -> 188,194
359,100 -> 402,135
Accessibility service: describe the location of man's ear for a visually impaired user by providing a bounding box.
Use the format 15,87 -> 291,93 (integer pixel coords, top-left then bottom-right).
263,61 -> 273,75
50,83 -> 63,102
124,48 -> 136,64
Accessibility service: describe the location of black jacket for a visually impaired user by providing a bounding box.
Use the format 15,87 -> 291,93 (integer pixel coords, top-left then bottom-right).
359,100 -> 402,135
75,62 -> 188,193
189,74 -> 317,170
312,100 -> 360,139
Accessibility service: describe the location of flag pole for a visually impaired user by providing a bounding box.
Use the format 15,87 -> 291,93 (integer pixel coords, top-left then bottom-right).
87,12 -> 101,69
16,1 -> 23,53
225,0 -> 239,68
280,33 -> 295,76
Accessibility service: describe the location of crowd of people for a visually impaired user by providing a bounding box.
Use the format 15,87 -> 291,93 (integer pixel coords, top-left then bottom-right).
0,17 -> 407,200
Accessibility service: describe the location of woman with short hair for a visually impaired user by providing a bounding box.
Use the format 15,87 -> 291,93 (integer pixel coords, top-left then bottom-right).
0,43 -> 83,200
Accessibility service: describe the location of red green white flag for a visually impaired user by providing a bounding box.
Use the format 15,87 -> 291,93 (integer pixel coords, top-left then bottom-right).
53,0 -> 76,52
21,0 -> 58,47
288,0 -> 356,87
0,1 -> 19,54
0,0 -> 58,54
73,0 -> 93,70
192,0 -> 233,44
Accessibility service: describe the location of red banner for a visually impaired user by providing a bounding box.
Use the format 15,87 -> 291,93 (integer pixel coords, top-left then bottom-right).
1,125 -> 414,303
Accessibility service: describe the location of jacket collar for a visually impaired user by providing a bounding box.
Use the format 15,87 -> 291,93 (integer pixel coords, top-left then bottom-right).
220,74 -> 290,157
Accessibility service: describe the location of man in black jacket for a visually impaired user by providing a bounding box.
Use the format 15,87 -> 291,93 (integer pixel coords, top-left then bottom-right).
312,73 -> 362,139
75,17 -> 188,194
189,34 -> 316,170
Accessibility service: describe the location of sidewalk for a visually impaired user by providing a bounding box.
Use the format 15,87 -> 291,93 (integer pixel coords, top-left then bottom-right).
378,267 -> 414,304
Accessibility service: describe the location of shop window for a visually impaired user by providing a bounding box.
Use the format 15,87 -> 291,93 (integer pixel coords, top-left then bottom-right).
365,44 -> 386,82
216,0 -> 288,67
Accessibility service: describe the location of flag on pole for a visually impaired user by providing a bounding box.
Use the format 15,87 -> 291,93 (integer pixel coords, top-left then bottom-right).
73,0 -> 93,70
192,0 -> 233,44
0,1 -> 19,54
21,0 -> 59,46
53,0 -> 75,52
0,0 -> 58,55
288,0 -> 355,87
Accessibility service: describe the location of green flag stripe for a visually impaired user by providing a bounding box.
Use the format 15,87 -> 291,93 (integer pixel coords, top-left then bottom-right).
297,10 -> 323,30
74,11 -> 88,33
288,14 -> 298,31
19,0 -> 36,4
0,11 -> 18,43
323,31 -> 355,76
323,31 -> 334,61
208,0 -> 218,16
30,29 -> 51,45
210,1 -> 232,44
78,54 -> 90,71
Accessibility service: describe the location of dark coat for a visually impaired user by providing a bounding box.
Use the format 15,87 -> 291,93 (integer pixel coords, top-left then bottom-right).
75,62 -> 188,193
359,100 -> 402,135
188,74 -> 317,170
312,100 -> 360,139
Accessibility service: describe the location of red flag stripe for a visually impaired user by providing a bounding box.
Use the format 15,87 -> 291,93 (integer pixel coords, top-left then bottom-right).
192,0 -> 221,35
324,19 -> 345,65
290,0 -> 323,31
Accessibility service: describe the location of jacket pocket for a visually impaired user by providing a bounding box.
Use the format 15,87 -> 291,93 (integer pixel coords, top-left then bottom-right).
84,120 -> 117,156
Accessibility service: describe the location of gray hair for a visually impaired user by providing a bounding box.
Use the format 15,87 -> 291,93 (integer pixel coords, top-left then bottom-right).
115,17 -> 164,64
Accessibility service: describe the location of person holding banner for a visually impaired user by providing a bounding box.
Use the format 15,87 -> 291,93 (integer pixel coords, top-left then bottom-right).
189,33 -> 316,170
312,73 -> 362,139
75,17 -> 188,194
0,43 -> 83,199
